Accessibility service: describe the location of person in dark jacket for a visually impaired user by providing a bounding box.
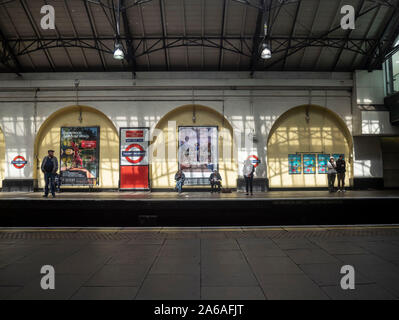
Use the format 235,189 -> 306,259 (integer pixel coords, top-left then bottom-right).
175,170 -> 186,194
41,150 -> 59,198
336,155 -> 346,192
209,169 -> 222,193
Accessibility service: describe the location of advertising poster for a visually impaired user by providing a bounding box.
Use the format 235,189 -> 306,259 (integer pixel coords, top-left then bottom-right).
178,127 -> 218,185
120,128 -> 149,190
303,154 -> 316,174
60,127 -> 99,185
318,154 -> 330,174
288,154 -> 302,175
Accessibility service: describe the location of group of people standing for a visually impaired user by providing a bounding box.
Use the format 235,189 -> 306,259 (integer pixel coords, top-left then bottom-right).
327,155 -> 346,193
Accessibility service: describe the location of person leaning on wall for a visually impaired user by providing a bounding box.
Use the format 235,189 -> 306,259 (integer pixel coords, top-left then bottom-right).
327,156 -> 337,193
41,149 -> 59,198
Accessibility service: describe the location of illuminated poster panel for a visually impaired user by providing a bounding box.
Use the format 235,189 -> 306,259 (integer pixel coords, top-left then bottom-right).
60,127 -> 99,185
288,154 -> 302,175
318,154 -> 330,174
178,127 -> 218,185
303,154 -> 316,174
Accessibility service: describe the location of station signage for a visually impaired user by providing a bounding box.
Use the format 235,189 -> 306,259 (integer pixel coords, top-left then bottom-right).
11,156 -> 28,169
120,128 -> 150,190
247,155 -> 261,168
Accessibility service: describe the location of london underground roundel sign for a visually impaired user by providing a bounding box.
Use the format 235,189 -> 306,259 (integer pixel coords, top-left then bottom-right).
12,156 -> 28,169
247,155 -> 261,168
123,144 -> 146,164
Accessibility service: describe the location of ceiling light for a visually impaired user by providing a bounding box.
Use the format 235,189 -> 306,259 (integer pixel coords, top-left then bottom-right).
113,43 -> 124,60
261,43 -> 272,60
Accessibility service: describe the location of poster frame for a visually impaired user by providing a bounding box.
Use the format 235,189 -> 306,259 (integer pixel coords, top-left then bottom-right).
178,125 -> 219,186
288,154 -> 302,175
317,154 -> 330,175
303,154 -> 316,175
59,126 -> 100,186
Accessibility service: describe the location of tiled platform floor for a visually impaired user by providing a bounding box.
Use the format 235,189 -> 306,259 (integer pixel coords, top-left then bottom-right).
1,225 -> 399,300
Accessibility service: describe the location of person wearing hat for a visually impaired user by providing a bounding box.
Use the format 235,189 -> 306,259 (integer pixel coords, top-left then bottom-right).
41,149 -> 59,198
327,156 -> 337,193
209,169 -> 222,193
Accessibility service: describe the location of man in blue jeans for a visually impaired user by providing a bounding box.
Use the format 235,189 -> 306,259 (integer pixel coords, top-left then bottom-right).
41,150 -> 59,198
174,170 -> 186,194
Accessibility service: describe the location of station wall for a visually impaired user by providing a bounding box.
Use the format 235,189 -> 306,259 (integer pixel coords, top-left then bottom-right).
0,126 -> 4,189
0,71 -> 396,190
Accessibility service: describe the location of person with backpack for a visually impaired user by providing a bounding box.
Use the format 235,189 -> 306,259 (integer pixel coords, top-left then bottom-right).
41,149 -> 59,198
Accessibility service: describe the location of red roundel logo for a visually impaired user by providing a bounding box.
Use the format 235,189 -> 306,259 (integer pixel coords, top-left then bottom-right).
123,144 -> 146,164
12,156 -> 28,169
247,155 -> 261,168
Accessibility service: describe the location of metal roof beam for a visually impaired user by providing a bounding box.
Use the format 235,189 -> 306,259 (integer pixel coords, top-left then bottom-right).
121,0 -> 138,77
282,0 -> 301,70
264,2 -> 381,70
159,0 -> 169,71
82,0 -> 107,70
218,0 -> 228,71
0,25 -> 22,75
249,0 -> 267,75
364,5 -> 399,70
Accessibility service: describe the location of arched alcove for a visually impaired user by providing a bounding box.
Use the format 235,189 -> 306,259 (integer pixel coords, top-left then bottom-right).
34,106 -> 119,189
151,105 -> 237,189
267,105 -> 353,189
0,126 -> 5,189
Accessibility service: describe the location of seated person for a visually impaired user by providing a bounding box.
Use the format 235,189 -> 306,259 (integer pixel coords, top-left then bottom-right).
209,169 -> 222,193
174,170 -> 186,194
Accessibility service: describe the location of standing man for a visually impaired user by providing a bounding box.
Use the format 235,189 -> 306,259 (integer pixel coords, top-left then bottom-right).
336,155 -> 346,192
209,169 -> 222,193
243,159 -> 255,196
41,149 -> 58,198
327,156 -> 337,193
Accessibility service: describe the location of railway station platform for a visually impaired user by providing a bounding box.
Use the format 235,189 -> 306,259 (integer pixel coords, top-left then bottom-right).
0,190 -> 398,227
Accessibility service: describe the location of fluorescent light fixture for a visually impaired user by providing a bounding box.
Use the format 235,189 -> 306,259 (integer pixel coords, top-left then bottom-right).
113,43 -> 124,60
261,43 -> 272,59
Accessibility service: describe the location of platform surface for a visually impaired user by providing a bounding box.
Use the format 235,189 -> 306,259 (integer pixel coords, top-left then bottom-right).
1,225 -> 399,300
1,190 -> 399,201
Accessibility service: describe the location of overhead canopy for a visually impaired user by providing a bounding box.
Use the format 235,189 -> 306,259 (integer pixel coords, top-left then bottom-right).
0,0 -> 399,74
